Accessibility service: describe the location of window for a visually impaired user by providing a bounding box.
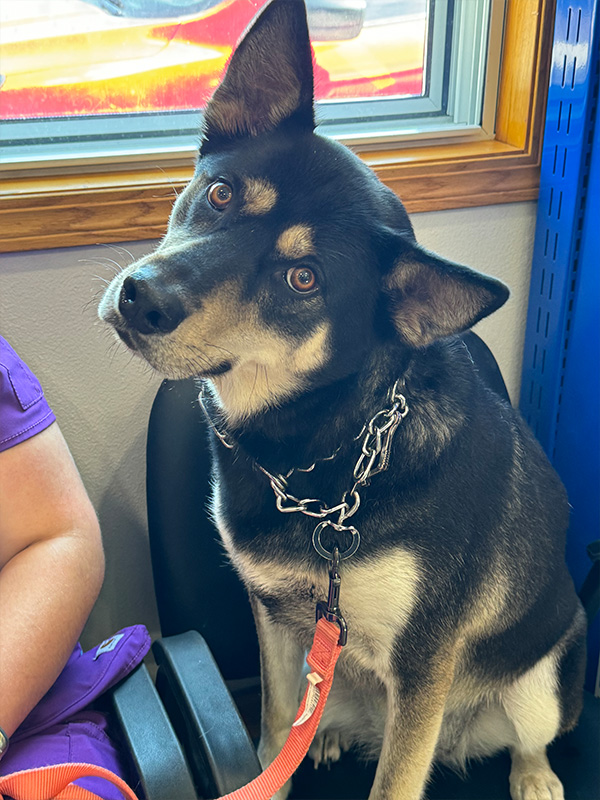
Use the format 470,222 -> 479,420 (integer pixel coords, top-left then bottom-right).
1,0 -> 500,163
0,0 -> 554,252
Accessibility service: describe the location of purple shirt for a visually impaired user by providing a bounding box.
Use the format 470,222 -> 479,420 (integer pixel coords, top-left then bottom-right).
0,336 -> 56,453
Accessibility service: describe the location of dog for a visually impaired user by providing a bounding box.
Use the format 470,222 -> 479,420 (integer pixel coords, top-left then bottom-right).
99,1 -> 586,797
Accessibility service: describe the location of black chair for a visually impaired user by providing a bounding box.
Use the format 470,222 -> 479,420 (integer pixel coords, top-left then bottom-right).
117,332 -> 598,800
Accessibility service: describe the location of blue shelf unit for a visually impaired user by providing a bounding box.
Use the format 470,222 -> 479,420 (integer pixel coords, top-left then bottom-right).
520,0 -> 599,690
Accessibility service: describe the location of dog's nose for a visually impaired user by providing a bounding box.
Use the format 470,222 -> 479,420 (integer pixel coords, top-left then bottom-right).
118,271 -> 185,335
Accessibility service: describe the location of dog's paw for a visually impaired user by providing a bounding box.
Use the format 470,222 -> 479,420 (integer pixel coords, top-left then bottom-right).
309,729 -> 349,769
509,757 -> 564,800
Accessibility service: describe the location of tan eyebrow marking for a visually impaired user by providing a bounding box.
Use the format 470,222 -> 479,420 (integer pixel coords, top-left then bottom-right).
276,225 -> 315,259
242,178 -> 278,215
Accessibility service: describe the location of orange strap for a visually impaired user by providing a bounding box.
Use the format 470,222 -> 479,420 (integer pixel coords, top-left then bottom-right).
0,617 -> 343,800
0,762 -> 139,800
218,616 -> 343,800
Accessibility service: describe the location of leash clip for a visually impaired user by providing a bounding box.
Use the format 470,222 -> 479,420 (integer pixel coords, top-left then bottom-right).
315,548 -> 348,646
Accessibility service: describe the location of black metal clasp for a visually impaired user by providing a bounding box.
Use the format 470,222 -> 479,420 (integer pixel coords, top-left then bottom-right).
315,547 -> 348,646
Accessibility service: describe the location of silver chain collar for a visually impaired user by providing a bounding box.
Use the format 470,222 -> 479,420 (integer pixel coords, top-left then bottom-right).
198,380 -> 409,561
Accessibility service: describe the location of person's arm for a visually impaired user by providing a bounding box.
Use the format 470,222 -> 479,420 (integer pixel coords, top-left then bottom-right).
0,422 -> 105,738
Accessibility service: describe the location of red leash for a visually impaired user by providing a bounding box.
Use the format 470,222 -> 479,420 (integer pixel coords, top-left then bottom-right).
0,762 -> 139,800
219,615 -> 343,800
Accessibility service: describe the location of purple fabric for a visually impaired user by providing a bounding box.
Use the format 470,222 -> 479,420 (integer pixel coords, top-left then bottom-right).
12,626 -> 151,740
0,336 -> 56,453
2,713 -> 131,800
0,626 -> 151,799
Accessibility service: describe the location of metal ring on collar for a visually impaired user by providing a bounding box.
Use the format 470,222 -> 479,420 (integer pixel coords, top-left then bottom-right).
312,520 -> 361,561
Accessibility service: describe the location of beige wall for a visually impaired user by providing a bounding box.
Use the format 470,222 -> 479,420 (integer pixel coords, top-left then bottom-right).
0,201 -> 536,647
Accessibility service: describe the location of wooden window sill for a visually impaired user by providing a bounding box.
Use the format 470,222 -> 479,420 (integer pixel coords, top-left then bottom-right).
0,0 -> 553,254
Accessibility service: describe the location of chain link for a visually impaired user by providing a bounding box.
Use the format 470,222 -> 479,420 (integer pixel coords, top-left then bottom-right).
200,379 -> 409,561
256,381 -> 408,556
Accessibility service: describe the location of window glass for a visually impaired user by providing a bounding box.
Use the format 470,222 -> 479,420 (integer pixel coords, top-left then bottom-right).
0,0 -> 495,165
0,0 -> 426,118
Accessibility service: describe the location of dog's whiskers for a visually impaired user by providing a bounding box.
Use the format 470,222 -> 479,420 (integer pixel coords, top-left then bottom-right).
262,363 -> 271,396
106,338 -> 122,366
201,341 -> 236,359
169,342 -> 216,376
95,256 -> 123,273
181,341 -> 237,372
82,293 -> 104,315
155,166 -> 181,200
98,243 -> 136,266
79,258 -> 123,277
248,362 -> 260,406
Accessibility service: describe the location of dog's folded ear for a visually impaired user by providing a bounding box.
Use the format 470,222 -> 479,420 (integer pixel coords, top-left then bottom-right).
382,232 -> 509,348
201,0 -> 315,151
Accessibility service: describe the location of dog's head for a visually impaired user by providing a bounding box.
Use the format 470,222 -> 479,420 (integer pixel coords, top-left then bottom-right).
99,0 -> 508,422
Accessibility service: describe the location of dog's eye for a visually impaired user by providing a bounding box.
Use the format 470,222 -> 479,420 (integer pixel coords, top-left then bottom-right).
207,181 -> 233,210
286,267 -> 317,293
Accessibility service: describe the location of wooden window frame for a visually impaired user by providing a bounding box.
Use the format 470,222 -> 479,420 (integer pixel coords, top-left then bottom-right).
0,0 -> 553,254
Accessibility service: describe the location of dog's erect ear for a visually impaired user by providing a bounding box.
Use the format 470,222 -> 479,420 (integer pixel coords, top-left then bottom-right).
382,234 -> 509,347
201,0 -> 314,150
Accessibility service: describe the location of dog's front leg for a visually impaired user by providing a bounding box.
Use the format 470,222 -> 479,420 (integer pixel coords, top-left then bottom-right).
250,595 -> 305,794
369,649 -> 457,800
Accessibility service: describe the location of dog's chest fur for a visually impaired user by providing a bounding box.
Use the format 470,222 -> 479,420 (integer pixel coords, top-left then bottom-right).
211,478 -> 421,672
210,468 -> 530,768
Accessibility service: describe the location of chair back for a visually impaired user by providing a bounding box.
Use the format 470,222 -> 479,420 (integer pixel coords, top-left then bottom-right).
147,378 -> 260,681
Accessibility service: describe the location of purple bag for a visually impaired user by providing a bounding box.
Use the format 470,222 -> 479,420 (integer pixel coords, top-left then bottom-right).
0,626 -> 151,800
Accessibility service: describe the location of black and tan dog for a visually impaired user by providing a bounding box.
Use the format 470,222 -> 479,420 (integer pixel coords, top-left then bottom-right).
99,1 -> 586,797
